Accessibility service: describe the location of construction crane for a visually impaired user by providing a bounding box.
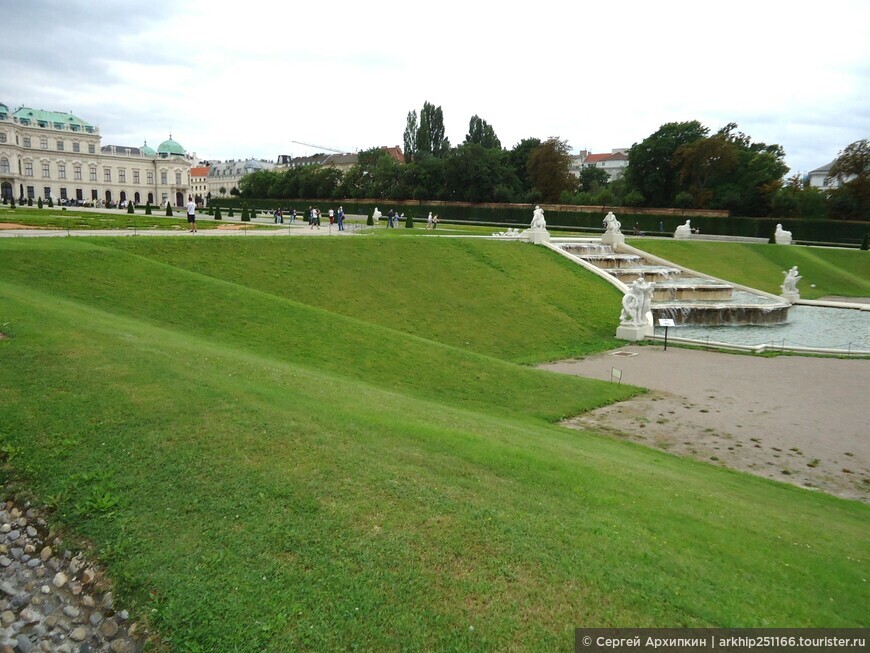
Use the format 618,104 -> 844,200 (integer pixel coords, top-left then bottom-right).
291,140 -> 345,153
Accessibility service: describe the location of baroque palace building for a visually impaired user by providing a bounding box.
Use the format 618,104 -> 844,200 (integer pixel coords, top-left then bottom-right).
0,102 -> 193,207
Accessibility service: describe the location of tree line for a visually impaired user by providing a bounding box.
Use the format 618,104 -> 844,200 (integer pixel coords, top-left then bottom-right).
238,102 -> 868,220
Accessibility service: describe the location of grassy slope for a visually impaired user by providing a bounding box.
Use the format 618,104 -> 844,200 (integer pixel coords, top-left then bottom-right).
98,236 -> 624,363
0,238 -> 867,651
629,239 -> 870,299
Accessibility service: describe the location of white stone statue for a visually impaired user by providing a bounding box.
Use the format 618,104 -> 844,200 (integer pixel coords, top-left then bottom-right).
774,223 -> 793,245
530,205 -> 546,230
674,220 -> 692,239
781,265 -> 802,296
620,277 -> 655,327
372,207 -> 381,223
603,211 -> 622,234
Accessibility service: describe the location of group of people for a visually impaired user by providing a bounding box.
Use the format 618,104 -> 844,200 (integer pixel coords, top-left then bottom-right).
307,206 -> 346,230
426,212 -> 440,229
272,208 -> 297,224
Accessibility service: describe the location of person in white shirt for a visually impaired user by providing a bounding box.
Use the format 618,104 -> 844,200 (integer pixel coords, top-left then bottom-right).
186,196 -> 197,233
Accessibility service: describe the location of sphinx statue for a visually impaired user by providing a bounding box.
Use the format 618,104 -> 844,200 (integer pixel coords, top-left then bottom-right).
774,223 -> 793,245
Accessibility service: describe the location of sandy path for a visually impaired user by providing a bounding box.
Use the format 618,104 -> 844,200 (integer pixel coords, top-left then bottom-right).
541,346 -> 869,502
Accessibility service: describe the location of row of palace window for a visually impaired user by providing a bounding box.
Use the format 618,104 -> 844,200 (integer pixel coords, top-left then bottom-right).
1,158 -> 181,185
19,186 -> 158,204
0,131 -> 98,154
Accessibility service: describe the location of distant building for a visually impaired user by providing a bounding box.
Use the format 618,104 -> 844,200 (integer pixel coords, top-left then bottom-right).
189,164 -> 211,205
0,102 -> 194,206
275,146 -> 403,173
807,160 -> 852,191
207,158 -> 275,198
580,149 -> 629,181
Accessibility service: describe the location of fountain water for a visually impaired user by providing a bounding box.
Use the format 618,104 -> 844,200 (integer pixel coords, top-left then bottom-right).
550,238 -> 791,326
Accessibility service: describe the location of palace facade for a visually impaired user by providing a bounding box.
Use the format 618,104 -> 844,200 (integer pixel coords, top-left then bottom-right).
0,102 -> 193,207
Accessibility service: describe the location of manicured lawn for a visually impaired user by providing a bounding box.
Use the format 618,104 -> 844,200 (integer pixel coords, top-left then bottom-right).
0,207 -> 278,231
630,239 -> 870,299
0,237 -> 867,651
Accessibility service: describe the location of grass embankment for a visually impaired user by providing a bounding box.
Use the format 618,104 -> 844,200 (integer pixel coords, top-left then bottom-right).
0,238 -> 867,651
0,207 -> 277,231
630,239 -> 870,300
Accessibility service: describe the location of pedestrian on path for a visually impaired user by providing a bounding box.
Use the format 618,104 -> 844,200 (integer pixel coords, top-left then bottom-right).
186,196 -> 197,233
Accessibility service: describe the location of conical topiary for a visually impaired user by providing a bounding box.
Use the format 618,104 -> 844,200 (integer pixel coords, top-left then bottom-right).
38,197 -> 43,209
861,233 -> 869,251
214,206 -> 222,220
145,202 -> 152,215
228,207 -> 235,218
127,202 -> 134,214
405,214 -> 414,228
48,197 -> 54,207
166,203 -> 173,217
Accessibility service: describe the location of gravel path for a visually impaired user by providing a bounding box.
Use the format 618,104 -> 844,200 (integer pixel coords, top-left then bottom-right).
541,345 -> 870,502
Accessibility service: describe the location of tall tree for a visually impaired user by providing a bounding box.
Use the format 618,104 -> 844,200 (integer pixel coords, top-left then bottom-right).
416,101 -> 450,158
403,111 -> 418,163
508,138 -> 542,195
673,133 -> 739,207
827,139 -> 870,219
464,115 -> 502,149
625,121 -> 709,207
526,138 -> 576,203
577,165 -> 610,193
443,144 -> 518,203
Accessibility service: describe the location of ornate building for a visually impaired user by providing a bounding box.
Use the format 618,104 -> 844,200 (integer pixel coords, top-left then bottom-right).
0,102 -> 193,207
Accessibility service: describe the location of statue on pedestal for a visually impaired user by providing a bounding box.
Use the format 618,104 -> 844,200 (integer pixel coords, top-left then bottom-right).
620,277 -> 655,327
781,266 -> 802,296
774,223 -> 793,245
603,211 -> 621,234
530,205 -> 546,230
674,220 -> 692,239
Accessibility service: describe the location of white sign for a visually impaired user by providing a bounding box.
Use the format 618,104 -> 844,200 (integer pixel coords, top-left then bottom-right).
658,318 -> 676,327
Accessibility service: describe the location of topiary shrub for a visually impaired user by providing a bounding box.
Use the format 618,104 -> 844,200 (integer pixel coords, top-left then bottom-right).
27,197 -> 33,206
10,197 -> 15,208
241,203 -> 250,222
145,202 -> 152,215
228,207 -> 235,218
166,203 -> 173,216
127,202 -> 134,214
48,197 -> 54,208
861,233 -> 869,251
214,206 -> 222,220
405,213 -> 414,228
366,214 -> 374,226
38,197 -> 44,209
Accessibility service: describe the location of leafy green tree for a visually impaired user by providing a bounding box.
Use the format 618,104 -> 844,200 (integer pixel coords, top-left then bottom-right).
673,133 -> 739,207
230,187 -> 240,196
827,139 -> 870,219
508,138 -> 542,196
464,115 -> 501,149
526,138 -> 576,203
625,121 -> 709,207
403,111 -> 418,163
416,101 -> 450,159
577,165 -> 610,194
443,144 -> 519,202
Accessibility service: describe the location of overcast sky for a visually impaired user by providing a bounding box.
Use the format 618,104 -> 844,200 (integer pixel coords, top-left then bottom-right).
4,0 -> 869,176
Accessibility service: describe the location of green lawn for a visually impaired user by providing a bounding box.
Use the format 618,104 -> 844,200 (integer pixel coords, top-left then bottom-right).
0,237 -> 867,651
0,207 -> 279,231
630,239 -> 870,299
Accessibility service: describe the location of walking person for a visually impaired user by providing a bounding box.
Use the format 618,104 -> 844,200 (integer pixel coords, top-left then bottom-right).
289,207 -> 296,224
337,205 -> 345,231
186,195 -> 197,233
427,212 -> 433,229
328,208 -> 335,226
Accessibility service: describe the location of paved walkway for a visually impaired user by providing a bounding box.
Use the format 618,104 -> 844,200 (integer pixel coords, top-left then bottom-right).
541,345 -> 869,502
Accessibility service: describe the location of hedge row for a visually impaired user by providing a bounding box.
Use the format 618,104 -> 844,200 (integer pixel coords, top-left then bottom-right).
208,199 -> 868,244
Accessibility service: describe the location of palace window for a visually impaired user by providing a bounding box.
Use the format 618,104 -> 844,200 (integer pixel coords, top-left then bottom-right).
175,171 -> 181,185
58,163 -> 66,179
160,172 -> 167,185
42,163 -> 50,178
23,136 -> 31,148
74,164 -> 82,181
56,139 -> 64,151
89,166 -> 97,182
147,171 -> 154,185
73,141 -> 80,153
27,186 -> 35,199
0,158 -> 8,174
133,170 -> 140,184
40,138 -> 48,149
0,133 -> 6,143
119,169 -> 126,183
24,161 -> 33,176
88,144 -> 95,154
104,168 -> 111,182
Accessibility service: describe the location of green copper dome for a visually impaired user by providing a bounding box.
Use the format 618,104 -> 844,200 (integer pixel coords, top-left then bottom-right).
141,140 -> 157,157
157,135 -> 185,157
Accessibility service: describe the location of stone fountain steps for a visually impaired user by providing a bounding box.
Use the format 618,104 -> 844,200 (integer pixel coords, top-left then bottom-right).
551,239 -> 793,327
